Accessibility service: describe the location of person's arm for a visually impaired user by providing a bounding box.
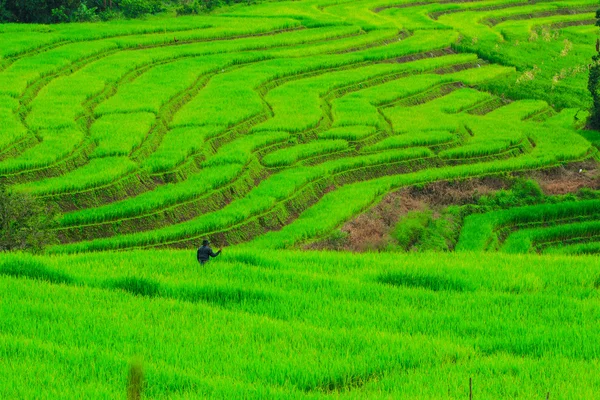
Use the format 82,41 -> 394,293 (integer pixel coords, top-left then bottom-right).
209,248 -> 221,257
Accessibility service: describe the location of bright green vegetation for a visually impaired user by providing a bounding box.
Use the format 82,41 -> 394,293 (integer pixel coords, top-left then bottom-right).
11,157 -> 138,196
1,249 -> 600,398
90,112 -> 156,158
0,4 -> 596,244
318,126 -> 377,141
1,1 -> 600,397
262,140 -> 349,167
363,130 -> 455,152
0,0 -> 597,251
458,198 -> 600,254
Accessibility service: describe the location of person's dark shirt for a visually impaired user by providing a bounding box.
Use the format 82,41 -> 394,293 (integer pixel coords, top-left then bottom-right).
197,245 -> 221,263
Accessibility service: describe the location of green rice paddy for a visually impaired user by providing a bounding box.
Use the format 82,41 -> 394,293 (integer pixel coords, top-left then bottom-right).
1,0 -> 599,397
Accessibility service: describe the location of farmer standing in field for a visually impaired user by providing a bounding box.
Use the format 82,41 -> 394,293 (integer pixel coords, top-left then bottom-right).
197,239 -> 222,265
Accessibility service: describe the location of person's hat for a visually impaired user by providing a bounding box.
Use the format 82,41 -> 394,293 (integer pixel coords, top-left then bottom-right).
202,239 -> 210,246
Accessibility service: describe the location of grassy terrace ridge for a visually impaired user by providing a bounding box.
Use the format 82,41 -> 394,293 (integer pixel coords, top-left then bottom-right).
457,198 -> 600,253
1,249 -> 600,398
1,0 -> 600,397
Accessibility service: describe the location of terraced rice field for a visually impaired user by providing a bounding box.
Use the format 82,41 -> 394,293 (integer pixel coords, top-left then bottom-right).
1,0 -> 600,397
1,0 -> 598,252
458,196 -> 600,254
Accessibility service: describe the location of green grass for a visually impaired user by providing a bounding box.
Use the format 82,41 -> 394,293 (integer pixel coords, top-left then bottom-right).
363,130 -> 455,152
58,163 -> 244,226
1,0 -> 600,397
457,199 -> 600,252
0,0 -> 593,250
94,56 -> 233,116
262,140 -> 349,167
205,131 -> 291,167
143,126 -> 224,173
90,113 -> 156,158
502,220 -> 600,254
1,249 -> 600,398
0,127 -> 84,174
0,95 -> 26,151
318,126 -> 377,140
11,157 -> 138,196
544,241 -> 600,255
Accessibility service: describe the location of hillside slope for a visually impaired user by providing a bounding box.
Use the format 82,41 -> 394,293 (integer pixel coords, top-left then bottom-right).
0,0 -> 598,252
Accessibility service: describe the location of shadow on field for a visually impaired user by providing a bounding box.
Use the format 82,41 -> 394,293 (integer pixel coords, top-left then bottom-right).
110,277 -> 160,297
377,272 -> 472,292
108,276 -> 271,307
0,259 -> 74,285
301,372 -> 382,394
0,258 -> 272,309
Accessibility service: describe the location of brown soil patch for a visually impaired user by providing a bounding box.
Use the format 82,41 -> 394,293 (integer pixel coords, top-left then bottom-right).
526,161 -> 599,195
306,177 -> 508,252
342,191 -> 423,252
550,19 -> 596,29
307,161 -> 600,252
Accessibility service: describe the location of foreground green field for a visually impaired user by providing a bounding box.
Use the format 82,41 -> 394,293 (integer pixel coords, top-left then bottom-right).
1,249 -> 599,398
1,0 -> 599,252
